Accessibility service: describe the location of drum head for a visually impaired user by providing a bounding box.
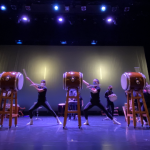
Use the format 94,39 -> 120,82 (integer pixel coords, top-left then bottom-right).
109,94 -> 117,102
121,74 -> 128,90
17,73 -> 24,90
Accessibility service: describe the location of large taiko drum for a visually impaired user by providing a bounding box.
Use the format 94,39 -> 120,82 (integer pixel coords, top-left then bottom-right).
63,72 -> 83,90
0,72 -> 24,91
121,72 -> 146,91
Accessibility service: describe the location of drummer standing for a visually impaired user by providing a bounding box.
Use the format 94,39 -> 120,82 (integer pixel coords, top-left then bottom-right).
83,79 -> 121,125
105,85 -> 115,118
25,77 -> 62,125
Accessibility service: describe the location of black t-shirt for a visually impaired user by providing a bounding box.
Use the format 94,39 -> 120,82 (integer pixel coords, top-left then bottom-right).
105,90 -> 113,101
38,86 -> 47,101
90,86 -> 100,102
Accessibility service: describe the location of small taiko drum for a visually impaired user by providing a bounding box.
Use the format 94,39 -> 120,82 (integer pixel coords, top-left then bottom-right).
63,72 -> 83,90
0,72 -> 24,91
121,72 -> 146,91
109,94 -> 117,102
58,103 -> 65,116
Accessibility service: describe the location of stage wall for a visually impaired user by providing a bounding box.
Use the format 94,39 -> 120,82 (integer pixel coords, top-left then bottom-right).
0,46 -> 149,111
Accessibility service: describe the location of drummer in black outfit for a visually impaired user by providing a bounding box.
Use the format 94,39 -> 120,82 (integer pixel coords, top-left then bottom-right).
105,85 -> 115,118
83,79 -> 121,125
26,77 -> 62,125
142,86 -> 150,125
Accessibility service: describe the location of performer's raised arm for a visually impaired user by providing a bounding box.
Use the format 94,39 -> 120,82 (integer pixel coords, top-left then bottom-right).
83,79 -> 98,93
26,77 -> 44,92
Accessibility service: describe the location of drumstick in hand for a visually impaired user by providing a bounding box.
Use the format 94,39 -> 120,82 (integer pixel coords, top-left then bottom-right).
23,69 -> 28,77
23,69 -> 32,83
83,80 -> 90,86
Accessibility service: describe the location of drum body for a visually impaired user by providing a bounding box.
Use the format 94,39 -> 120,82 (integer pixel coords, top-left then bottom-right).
63,72 -> 83,90
58,103 -> 65,116
0,72 -> 24,91
121,72 -> 146,91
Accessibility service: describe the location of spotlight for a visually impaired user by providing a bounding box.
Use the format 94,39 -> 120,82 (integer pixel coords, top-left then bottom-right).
107,18 -> 112,22
101,6 -> 106,11
23,17 -> 28,21
58,17 -> 64,23
60,41 -> 67,44
91,40 -> 97,45
16,40 -> 22,44
81,6 -> 86,11
54,5 -> 59,10
22,16 -> 30,22
18,16 -> 30,23
58,18 -> 63,22
1,5 -> 6,11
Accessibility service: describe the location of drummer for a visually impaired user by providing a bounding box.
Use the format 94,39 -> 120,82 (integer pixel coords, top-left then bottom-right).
83,79 -> 121,125
142,85 -> 150,125
25,77 -> 62,125
105,85 -> 115,118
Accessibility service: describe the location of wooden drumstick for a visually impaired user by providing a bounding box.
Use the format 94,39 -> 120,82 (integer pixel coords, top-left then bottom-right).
23,69 -> 28,77
83,80 -> 93,89
30,83 -> 40,86
83,80 -> 90,86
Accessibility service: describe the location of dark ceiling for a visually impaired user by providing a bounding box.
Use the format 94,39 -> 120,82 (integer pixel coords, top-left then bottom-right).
0,0 -> 150,45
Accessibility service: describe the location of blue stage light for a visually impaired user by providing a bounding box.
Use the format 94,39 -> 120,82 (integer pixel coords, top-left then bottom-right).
58,18 -> 63,22
60,41 -> 67,44
54,5 -> 59,10
101,6 -> 106,11
16,40 -> 22,44
91,40 -> 97,45
23,17 -> 28,21
1,5 -> 6,11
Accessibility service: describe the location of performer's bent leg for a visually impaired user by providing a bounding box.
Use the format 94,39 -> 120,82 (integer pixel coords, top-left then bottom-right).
84,102 -> 94,120
42,101 -> 57,117
106,100 -> 111,116
141,105 -> 148,123
43,101 -> 62,124
29,102 -> 41,119
97,102 -> 121,125
97,102 -> 113,120
111,102 -> 114,117
27,102 -> 41,125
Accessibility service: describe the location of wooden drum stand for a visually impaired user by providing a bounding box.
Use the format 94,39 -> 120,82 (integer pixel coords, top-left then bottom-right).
126,90 -> 150,127
63,88 -> 81,128
0,90 -> 18,128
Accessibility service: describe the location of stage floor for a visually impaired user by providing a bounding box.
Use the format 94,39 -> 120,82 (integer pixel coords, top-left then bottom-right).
0,116 -> 150,150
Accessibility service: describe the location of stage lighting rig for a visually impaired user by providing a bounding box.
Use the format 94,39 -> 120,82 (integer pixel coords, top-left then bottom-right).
11,5 -> 17,10
124,7 -> 130,12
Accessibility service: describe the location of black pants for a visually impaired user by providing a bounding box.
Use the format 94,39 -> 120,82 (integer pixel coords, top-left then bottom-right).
84,101 -> 113,120
29,100 -> 57,119
141,103 -> 150,122
106,100 -> 114,117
